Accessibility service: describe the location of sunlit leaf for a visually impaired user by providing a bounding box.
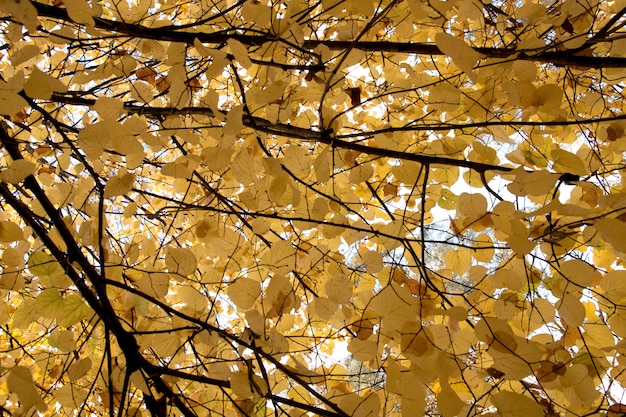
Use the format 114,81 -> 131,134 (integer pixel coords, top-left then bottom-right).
165,247 -> 197,276
58,295 -> 92,327
557,294 -> 586,327
593,218 -> 626,253
63,0 -> 95,26
435,32 -> 484,77
0,1 -> 625,415
228,278 -> 261,310
104,171 -> 135,198
227,39 -> 252,69
551,148 -> 587,176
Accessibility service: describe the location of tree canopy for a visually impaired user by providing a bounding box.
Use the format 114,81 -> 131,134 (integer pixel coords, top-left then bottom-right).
1,0 -> 626,415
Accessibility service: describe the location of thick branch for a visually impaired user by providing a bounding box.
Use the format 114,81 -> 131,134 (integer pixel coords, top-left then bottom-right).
30,1 -> 626,69
0,126 -> 196,417
47,93 -> 512,172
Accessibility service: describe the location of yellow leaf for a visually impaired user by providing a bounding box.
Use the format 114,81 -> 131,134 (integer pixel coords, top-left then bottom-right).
93,96 -> 124,119
28,251 -> 66,281
68,357 -> 92,381
429,83 -> 461,112
34,289 -> 64,319
11,299 -> 35,330
601,270 -> 626,301
0,247 -> 24,267
435,32 -> 483,77
10,44 -> 40,66
161,161 -> 192,178
8,366 -> 47,413
136,273 -> 170,299
310,296 -> 339,320
551,148 -> 587,176
103,172 -> 135,198
438,188 -> 457,210
63,0 -> 95,26
314,145 -> 331,183
457,192 -> 487,220
261,240 -> 295,274
228,278 -> 261,310
0,0 -> 38,32
230,371 -> 254,398
227,38 -> 252,69
241,1 -> 272,28
269,173 -> 288,202
360,249 -> 383,273
437,386 -> 465,417
24,68 -> 68,99
178,286 -> 208,314
54,385 -> 88,411
444,248 -> 472,276
326,276 -> 353,304
58,295 -> 92,327
593,218 -> 626,253
402,396 -> 426,417
0,220 -> 23,242
0,85 -> 28,116
557,294 -> 585,327
0,159 -> 36,184
491,391 -> 545,417
223,105 -> 244,138
347,338 -> 378,362
165,247 -> 197,276
231,149 -> 258,185
558,259 -> 597,288
506,221 -> 535,255
507,168 -> 558,197
193,38 -> 211,57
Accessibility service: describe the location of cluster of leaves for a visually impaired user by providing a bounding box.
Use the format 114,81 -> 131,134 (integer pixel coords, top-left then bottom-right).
1,0 -> 626,416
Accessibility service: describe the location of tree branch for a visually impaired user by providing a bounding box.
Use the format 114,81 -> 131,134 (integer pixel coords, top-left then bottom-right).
29,1 -> 626,69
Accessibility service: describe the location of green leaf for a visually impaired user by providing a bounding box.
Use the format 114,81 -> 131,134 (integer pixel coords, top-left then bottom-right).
34,289 -> 64,318
28,252 -> 65,279
58,295 -> 92,327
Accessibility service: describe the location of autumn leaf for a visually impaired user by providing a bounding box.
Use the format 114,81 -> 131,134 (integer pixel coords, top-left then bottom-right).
0,159 -> 36,184
165,247 -> 197,277
491,391 -> 545,417
8,366 -> 47,414
0,1 -> 625,416
435,32 -> 484,77
228,278 -> 261,310
63,0 -> 96,26
24,68 -> 68,99
0,220 -> 24,242
104,171 -> 135,198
